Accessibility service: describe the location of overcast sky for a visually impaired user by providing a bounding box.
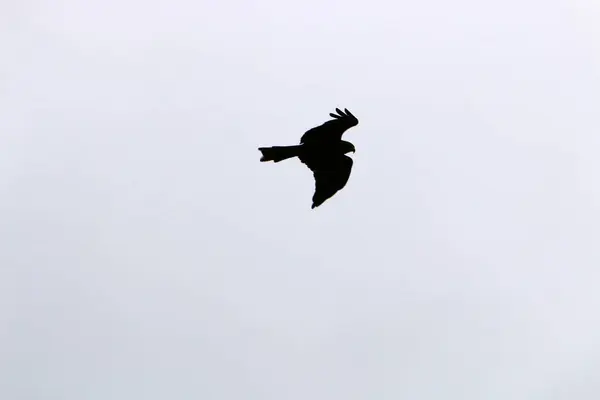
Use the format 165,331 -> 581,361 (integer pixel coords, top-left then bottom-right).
2,0 -> 600,399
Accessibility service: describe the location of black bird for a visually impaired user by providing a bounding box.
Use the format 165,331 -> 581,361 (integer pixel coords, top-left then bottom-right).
258,108 -> 359,209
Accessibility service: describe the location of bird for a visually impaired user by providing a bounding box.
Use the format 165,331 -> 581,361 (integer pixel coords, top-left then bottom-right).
258,108 -> 359,209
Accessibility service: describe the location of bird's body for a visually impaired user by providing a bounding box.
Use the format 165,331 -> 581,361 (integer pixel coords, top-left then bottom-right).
258,108 -> 359,209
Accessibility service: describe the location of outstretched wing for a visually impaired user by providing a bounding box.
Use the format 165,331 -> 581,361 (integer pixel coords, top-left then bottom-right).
300,108 -> 359,145
303,155 -> 354,209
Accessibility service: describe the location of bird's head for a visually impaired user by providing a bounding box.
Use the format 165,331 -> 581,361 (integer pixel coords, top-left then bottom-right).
340,141 -> 356,154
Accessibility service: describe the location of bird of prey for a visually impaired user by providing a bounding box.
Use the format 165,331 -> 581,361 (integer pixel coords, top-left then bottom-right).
258,108 -> 359,209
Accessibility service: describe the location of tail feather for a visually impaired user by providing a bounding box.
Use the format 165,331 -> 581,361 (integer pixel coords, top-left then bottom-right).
258,145 -> 301,163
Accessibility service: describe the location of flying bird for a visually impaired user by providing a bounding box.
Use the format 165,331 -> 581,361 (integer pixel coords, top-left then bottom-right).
258,108 -> 359,209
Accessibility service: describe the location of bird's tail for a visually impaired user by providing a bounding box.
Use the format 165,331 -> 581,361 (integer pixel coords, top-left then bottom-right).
258,145 -> 302,163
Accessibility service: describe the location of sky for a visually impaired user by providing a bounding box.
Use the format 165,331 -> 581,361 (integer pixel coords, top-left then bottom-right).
2,0 -> 600,399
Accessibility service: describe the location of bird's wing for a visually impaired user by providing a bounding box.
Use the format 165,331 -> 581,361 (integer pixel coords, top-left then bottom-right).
305,155 -> 354,209
300,108 -> 359,144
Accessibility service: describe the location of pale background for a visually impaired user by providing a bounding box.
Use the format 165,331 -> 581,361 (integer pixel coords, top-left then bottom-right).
2,0 -> 600,399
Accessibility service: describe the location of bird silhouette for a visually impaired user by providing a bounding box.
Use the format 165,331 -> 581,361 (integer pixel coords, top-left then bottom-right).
258,108 -> 359,209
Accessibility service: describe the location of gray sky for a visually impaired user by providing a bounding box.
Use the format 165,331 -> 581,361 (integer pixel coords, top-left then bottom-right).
2,0 -> 600,399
